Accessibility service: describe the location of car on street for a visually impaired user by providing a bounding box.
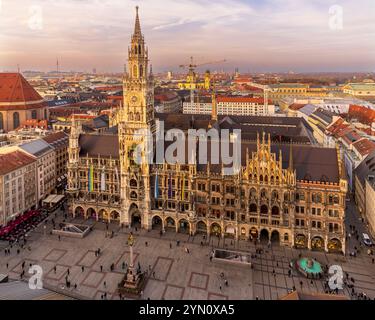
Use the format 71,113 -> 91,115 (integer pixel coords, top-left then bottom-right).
363,233 -> 373,247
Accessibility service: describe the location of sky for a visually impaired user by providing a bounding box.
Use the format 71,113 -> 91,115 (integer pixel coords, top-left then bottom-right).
0,0 -> 375,73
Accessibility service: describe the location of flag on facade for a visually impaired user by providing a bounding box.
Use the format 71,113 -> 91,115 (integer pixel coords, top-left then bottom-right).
88,164 -> 94,192
154,171 -> 159,199
100,166 -> 106,192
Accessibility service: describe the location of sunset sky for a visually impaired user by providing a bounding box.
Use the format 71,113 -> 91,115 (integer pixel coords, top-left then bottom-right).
0,0 -> 374,73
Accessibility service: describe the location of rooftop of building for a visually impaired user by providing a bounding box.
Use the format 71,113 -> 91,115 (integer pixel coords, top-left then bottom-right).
296,104 -> 317,117
354,149 -> 375,187
352,138 -> 375,157
42,131 -> 69,147
288,103 -> 307,111
156,113 -> 314,144
344,83 -> 375,91
216,96 -> 272,104
269,83 -> 309,89
19,139 -> 54,157
309,108 -> 334,124
0,150 -> 36,175
0,73 -> 46,110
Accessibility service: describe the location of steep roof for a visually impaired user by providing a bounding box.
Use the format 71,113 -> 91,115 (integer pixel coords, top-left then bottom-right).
355,150 -> 375,187
42,131 -> 69,148
0,73 -> 46,110
352,138 -> 375,157
0,151 -> 36,175
79,134 -> 119,159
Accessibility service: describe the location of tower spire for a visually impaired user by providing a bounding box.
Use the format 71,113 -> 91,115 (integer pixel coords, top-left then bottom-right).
134,6 -> 142,36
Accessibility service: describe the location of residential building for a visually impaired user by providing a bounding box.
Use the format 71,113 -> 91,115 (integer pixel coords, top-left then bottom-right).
0,151 -> 37,226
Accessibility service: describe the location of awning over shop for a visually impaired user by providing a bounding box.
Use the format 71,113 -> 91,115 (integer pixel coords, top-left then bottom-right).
43,194 -> 65,205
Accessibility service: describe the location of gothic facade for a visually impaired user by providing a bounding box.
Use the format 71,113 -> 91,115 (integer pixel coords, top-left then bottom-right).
67,8 -> 347,254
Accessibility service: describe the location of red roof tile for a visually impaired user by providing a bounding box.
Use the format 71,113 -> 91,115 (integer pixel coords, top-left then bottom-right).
0,151 -> 36,175
289,103 -> 306,111
348,105 -> 375,125
352,138 -> 375,157
0,73 -> 46,110
217,96 -> 272,104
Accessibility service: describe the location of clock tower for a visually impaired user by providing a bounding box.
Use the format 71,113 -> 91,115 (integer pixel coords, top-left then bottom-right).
118,6 -> 154,228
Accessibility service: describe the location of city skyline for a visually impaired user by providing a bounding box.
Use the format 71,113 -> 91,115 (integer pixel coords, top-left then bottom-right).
0,0 -> 375,73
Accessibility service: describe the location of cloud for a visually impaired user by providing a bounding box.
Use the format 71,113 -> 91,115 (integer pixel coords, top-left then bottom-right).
0,0 -> 374,72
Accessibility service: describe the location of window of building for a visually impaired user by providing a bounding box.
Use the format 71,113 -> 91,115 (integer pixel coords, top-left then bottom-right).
13,112 -> 20,129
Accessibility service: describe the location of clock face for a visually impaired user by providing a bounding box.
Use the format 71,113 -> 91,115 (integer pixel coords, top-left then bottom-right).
131,95 -> 138,103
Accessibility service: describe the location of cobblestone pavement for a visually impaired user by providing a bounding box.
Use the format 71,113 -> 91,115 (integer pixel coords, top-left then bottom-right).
1,207 -> 374,300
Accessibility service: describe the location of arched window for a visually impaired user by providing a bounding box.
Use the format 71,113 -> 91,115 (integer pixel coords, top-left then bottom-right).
138,44 -> 142,55
31,110 -> 37,119
0,113 -> 3,131
133,65 -> 138,78
139,64 -> 143,77
13,112 -> 20,129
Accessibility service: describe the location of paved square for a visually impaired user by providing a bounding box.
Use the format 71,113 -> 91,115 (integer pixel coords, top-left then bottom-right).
82,271 -> 105,289
152,257 -> 174,282
44,249 -> 67,262
77,251 -> 98,268
162,284 -> 185,300
1,208 -> 374,300
188,272 -> 209,290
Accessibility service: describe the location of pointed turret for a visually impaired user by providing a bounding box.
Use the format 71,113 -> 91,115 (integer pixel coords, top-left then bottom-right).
134,6 -> 142,37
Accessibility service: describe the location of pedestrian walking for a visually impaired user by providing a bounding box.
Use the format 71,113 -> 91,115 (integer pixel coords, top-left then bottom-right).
219,285 -> 222,291
104,281 -> 107,288
225,280 -> 228,286
81,266 -> 85,273
67,268 -> 70,276
169,243 -> 172,249
145,241 -> 148,247
54,266 -> 57,274
152,271 -> 156,278
6,263 -> 9,269
100,265 -> 103,272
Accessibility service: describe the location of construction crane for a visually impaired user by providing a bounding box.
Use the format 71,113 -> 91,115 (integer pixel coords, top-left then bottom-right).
179,56 -> 226,112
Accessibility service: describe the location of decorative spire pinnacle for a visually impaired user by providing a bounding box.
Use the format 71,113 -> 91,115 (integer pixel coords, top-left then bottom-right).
134,6 -> 142,36
289,141 -> 293,171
